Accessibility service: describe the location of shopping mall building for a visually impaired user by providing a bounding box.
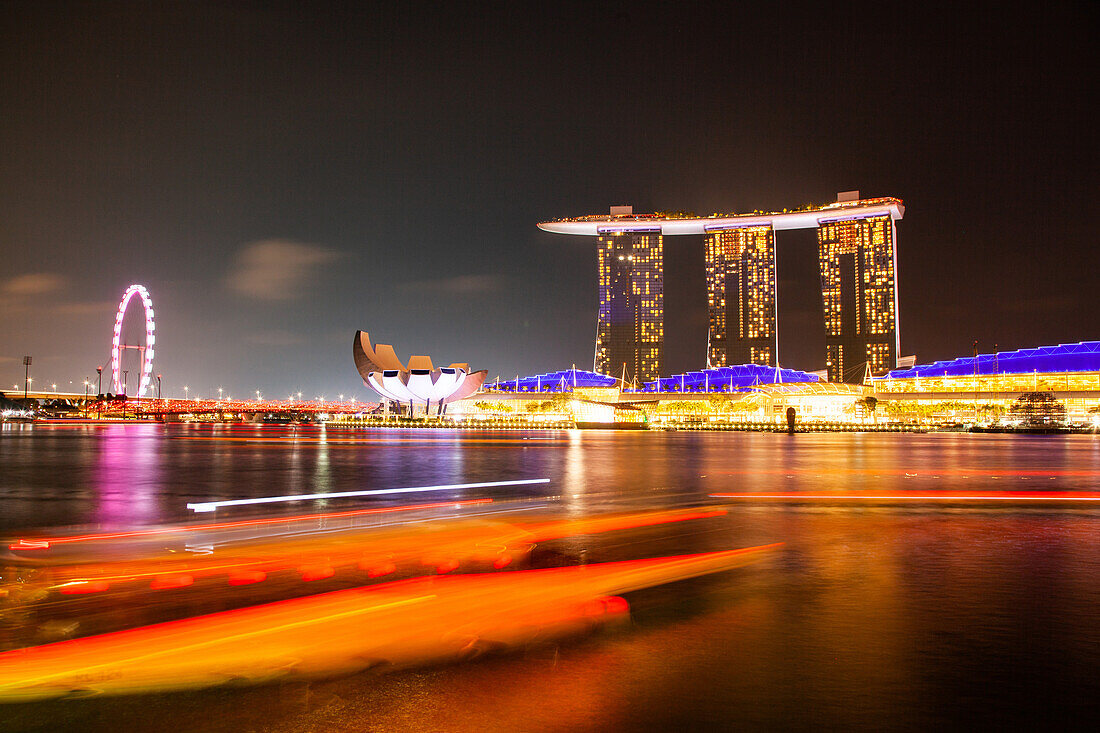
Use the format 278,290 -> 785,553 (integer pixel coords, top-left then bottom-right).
871,341 -> 1100,422
444,343 -> 1100,427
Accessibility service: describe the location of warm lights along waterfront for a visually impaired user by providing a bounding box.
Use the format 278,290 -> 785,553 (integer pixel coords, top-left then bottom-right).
3,4 -> 1096,730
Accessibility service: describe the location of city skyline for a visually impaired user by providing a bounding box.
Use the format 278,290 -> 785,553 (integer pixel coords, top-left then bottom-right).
1,4 -> 1095,397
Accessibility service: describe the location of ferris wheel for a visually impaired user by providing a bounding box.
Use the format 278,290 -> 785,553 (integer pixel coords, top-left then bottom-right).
110,284 -> 156,396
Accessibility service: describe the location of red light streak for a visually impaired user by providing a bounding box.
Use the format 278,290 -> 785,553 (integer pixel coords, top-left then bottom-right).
227,570 -> 267,586
8,498 -> 492,551
363,562 -> 397,578
300,566 -> 335,582
150,574 -> 195,590
8,540 -> 49,551
492,554 -> 512,569
434,559 -> 460,574
522,508 -> 727,542
711,468 -> 1100,477
176,436 -> 569,445
580,596 -> 631,617
58,581 -> 110,595
0,544 -> 782,701
709,491 -> 1100,501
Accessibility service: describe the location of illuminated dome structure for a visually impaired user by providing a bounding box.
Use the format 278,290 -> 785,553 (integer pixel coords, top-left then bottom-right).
880,341 -> 1100,379
633,364 -> 821,394
486,368 -> 620,393
353,331 -> 487,414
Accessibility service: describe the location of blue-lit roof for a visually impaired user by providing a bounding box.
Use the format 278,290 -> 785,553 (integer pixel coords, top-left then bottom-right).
487,368 -> 619,393
880,341 -> 1100,379
630,365 -> 821,393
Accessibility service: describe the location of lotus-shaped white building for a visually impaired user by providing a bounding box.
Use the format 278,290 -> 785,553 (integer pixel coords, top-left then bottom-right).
353,331 -> 487,414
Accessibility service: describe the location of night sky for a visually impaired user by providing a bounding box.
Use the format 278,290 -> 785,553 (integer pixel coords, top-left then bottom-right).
1,2 -> 1096,399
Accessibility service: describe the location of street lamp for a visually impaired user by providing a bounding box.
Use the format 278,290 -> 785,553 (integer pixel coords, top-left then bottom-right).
22,356 -> 31,404
156,374 -> 162,399
184,385 -> 189,401
218,387 -> 223,402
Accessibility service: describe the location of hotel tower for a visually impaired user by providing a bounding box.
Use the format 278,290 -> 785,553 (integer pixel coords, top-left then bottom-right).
704,225 -> 777,368
595,230 -> 664,383
539,194 -> 903,383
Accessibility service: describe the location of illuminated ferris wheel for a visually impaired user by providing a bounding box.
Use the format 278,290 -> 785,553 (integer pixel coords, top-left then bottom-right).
110,284 -> 156,396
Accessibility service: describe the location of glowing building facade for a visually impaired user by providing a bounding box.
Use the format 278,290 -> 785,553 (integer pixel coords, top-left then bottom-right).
817,214 -> 898,382
705,226 -> 777,368
540,196 -> 903,383
871,341 -> 1100,421
596,230 -> 664,383
352,331 -> 487,415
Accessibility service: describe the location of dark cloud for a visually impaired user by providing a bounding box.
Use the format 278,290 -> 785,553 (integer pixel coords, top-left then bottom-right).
1,273 -> 65,296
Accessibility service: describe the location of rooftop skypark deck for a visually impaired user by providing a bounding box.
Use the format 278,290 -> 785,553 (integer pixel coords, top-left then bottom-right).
538,197 -> 904,236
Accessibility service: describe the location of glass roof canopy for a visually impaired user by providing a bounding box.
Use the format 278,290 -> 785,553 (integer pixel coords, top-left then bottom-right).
881,341 -> 1100,379
633,365 -> 821,393
486,365 -> 822,394
486,369 -> 619,393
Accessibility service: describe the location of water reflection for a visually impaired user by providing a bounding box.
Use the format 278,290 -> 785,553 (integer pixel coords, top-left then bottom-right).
0,425 -> 1097,729
94,424 -> 163,526
3,426 -> 1098,533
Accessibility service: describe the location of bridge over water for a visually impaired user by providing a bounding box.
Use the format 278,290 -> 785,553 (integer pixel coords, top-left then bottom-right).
0,393 -> 378,420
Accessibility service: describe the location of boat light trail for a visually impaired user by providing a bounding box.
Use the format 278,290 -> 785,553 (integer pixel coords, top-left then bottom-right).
709,491 -> 1100,502
186,479 -> 551,512
0,544 -> 782,701
8,498 -> 493,550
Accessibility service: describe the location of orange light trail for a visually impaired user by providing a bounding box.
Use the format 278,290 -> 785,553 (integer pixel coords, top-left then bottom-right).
7,498 -> 492,551
174,436 -> 571,445
3,506 -> 731,602
709,491 -> 1100,501
520,508 -> 728,542
711,468 -> 1100,477
0,544 -> 783,701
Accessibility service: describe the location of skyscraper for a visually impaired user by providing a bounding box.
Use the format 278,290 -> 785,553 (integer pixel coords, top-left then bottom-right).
595,230 -> 664,383
705,226 -> 777,368
539,195 -> 903,383
817,214 -> 898,382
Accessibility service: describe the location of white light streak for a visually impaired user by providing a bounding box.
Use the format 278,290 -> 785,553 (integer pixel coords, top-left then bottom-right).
187,478 -> 552,512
